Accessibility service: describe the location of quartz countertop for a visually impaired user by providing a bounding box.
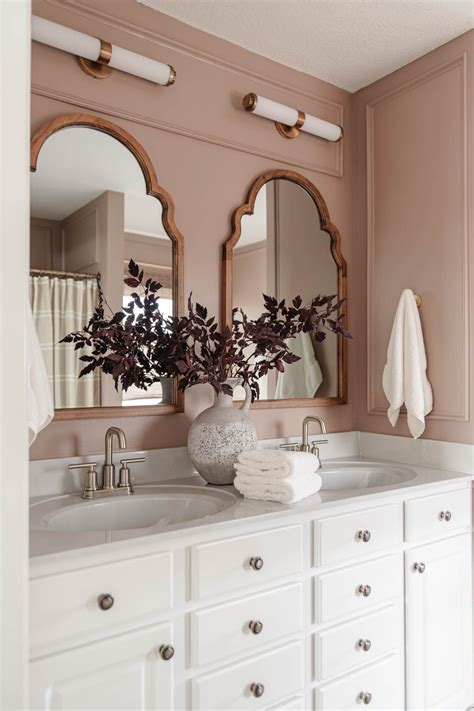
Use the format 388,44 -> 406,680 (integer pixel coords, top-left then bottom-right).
29,456 -> 473,566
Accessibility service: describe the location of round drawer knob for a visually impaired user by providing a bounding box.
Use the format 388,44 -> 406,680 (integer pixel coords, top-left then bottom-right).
249,556 -> 264,571
358,638 -> 372,652
440,510 -> 452,521
414,562 -> 426,574
249,620 -> 264,635
159,644 -> 175,661
357,530 -> 371,543
359,691 -> 372,705
250,683 -> 265,698
97,593 -> 114,611
358,584 -> 372,597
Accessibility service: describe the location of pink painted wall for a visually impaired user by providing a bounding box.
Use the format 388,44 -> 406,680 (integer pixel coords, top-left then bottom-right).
30,0 -> 355,459
354,30 -> 474,444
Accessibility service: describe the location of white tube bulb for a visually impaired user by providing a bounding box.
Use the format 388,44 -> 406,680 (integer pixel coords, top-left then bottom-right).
251,95 -> 299,127
109,46 -> 172,86
302,114 -> 342,142
32,16 -> 100,62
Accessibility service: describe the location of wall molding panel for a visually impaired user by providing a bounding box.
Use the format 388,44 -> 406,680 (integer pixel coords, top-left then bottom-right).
365,52 -> 469,424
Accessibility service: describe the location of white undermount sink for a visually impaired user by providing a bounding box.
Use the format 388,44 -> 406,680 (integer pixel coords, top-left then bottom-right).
320,461 -> 416,490
30,485 -> 237,533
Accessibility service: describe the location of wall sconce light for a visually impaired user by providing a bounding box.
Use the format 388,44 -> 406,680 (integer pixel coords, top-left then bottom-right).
32,16 -> 176,86
242,93 -> 343,141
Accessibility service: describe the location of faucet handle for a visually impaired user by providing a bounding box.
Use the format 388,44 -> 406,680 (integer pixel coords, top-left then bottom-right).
310,440 -> 329,458
68,462 -> 98,498
118,457 -> 146,491
279,443 -> 300,452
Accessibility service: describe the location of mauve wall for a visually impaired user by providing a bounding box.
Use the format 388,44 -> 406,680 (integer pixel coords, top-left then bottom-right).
354,31 -> 474,444
30,0 -> 355,459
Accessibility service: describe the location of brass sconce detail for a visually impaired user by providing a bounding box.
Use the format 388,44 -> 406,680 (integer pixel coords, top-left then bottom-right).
242,92 -> 344,142
77,39 -> 113,79
275,110 -> 306,140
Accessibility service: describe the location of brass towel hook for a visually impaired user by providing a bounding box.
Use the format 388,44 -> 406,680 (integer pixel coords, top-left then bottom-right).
414,294 -> 422,308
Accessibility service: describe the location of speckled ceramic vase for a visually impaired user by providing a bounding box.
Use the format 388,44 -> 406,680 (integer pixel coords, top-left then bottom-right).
188,378 -> 257,485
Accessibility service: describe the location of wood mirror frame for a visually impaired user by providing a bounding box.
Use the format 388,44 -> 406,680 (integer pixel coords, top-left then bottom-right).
222,168 -> 348,409
30,113 -> 184,420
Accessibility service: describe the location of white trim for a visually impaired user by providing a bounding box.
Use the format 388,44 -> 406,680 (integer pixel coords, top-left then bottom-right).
0,0 -> 31,706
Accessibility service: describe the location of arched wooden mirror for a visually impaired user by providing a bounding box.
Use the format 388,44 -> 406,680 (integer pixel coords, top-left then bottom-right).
222,169 -> 347,408
30,114 -> 184,419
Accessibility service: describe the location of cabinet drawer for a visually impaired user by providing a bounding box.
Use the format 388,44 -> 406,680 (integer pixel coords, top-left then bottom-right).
315,654 -> 404,710
30,552 -> 172,654
193,641 -> 304,710
192,583 -> 303,666
314,554 -> 402,624
192,525 -> 303,600
405,488 -> 470,542
314,504 -> 402,566
314,605 -> 401,681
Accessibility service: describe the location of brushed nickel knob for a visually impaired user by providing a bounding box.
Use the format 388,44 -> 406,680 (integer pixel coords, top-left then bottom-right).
249,620 -> 264,635
358,638 -> 372,651
250,683 -> 265,698
97,593 -> 114,611
358,584 -> 372,597
414,562 -> 426,573
249,556 -> 264,571
440,511 -> 452,521
159,644 -> 175,661
359,691 -> 372,704
357,530 -> 371,542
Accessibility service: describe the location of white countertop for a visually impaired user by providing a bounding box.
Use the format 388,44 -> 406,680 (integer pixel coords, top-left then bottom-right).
29,456 -> 473,568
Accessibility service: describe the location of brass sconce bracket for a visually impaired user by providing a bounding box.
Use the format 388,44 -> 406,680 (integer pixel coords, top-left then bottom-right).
77,39 -> 113,79
275,111 -> 306,140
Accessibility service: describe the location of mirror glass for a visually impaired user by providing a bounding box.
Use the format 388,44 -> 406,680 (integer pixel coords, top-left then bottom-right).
231,178 -> 339,402
30,126 -> 175,410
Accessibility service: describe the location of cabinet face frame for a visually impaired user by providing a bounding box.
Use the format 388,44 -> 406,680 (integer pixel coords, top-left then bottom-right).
30,113 -> 185,420
222,168 -> 348,409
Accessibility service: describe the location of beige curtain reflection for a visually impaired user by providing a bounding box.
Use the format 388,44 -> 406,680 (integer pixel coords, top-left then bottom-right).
29,276 -> 100,409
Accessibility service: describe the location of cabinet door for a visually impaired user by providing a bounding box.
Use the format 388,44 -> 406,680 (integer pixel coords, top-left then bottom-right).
30,622 -> 174,711
405,533 -> 472,710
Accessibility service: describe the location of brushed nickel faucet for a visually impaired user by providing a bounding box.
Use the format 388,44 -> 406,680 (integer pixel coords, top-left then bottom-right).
69,427 -> 145,499
280,415 -> 328,467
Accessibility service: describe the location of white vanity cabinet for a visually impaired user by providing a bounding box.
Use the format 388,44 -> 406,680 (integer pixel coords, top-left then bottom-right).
29,481 -> 472,711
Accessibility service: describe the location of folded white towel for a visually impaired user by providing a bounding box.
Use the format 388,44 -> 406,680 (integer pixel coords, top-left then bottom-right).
234,470 -> 322,504
382,289 -> 433,439
237,449 -> 320,476
27,305 -> 54,445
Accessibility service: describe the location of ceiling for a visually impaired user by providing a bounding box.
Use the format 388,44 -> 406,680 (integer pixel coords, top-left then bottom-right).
31,128 -> 168,239
138,0 -> 473,92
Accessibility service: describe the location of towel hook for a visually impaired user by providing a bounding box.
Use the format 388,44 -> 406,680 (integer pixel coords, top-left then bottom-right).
414,294 -> 422,308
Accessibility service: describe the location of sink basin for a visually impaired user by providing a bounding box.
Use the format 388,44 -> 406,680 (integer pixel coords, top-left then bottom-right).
30,485 -> 237,533
320,462 -> 416,490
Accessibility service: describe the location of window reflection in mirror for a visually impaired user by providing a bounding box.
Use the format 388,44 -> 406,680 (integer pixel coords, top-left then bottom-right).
231,179 -> 339,402
30,127 -> 175,410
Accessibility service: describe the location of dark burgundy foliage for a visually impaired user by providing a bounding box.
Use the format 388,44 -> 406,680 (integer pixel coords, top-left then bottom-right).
62,260 -> 352,402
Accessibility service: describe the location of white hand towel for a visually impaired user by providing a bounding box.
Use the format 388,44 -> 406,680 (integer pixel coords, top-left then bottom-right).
27,305 -> 54,445
234,470 -> 322,504
237,449 -> 320,476
382,289 -> 433,439
274,332 -> 323,399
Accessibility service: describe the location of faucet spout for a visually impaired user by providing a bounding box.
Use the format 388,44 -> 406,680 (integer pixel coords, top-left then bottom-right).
302,416 -> 327,450
103,427 -> 127,489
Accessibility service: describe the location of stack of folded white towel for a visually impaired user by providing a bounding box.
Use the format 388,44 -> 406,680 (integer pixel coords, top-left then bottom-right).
233,449 -> 322,504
